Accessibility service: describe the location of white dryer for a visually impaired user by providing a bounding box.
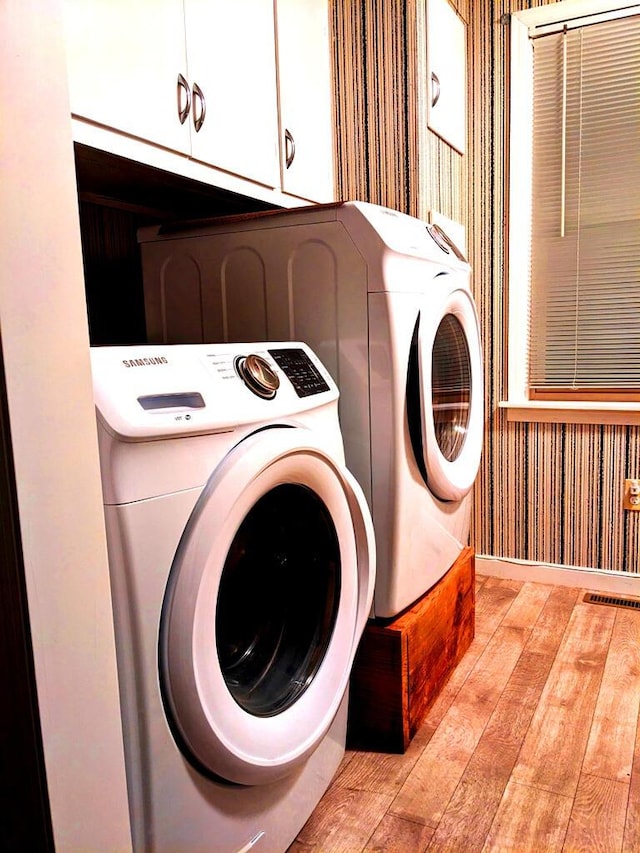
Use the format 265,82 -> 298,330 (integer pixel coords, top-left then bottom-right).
139,201 -> 483,618
90,341 -> 375,852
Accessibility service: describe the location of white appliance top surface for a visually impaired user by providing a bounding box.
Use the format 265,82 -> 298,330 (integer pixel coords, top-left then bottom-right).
139,200 -> 470,274
338,202 -> 469,268
91,342 -> 338,441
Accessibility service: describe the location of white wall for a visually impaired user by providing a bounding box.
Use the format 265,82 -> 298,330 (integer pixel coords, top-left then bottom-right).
0,1 -> 131,849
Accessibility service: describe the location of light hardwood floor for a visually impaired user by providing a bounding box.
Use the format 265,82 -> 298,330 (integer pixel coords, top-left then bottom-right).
289,574 -> 640,852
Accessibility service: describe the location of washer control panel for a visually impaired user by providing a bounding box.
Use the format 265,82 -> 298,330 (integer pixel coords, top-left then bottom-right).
91,341 -> 338,440
268,348 -> 330,398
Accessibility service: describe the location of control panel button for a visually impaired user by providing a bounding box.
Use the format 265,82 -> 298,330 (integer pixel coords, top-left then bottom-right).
235,354 -> 280,399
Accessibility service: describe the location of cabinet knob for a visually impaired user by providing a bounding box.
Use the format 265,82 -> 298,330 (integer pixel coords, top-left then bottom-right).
284,128 -> 296,169
177,73 -> 191,125
431,72 -> 441,108
192,82 -> 206,133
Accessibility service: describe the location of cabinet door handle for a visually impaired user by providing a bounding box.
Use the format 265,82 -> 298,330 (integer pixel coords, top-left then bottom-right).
285,128 -> 296,169
431,72 -> 441,108
192,82 -> 206,132
177,73 -> 191,124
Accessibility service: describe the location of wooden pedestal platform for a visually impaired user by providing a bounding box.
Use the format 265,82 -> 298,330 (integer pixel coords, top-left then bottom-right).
347,547 -> 475,753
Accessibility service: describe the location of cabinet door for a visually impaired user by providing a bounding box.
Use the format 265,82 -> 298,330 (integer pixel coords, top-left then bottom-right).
427,0 -> 466,154
62,0 -> 190,154
276,0 -> 335,202
184,0 -> 280,187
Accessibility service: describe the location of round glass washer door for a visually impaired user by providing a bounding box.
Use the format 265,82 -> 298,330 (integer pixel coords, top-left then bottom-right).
159,426 -> 375,786
417,274 -> 484,502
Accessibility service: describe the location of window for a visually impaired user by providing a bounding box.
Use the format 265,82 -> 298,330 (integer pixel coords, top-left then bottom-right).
506,1 -> 640,423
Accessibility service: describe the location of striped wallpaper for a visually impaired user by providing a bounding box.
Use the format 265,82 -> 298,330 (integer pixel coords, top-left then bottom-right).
331,0 -> 640,574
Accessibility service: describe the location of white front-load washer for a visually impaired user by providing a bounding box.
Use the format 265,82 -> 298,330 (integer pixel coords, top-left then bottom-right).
139,201 -> 483,619
90,341 -> 375,852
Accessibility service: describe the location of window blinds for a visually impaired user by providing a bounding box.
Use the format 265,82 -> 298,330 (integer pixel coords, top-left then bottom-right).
529,14 -> 640,395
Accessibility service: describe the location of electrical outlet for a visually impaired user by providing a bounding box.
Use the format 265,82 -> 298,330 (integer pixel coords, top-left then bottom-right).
624,479 -> 640,511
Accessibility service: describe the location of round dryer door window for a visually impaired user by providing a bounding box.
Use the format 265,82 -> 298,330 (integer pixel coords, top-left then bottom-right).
432,313 -> 472,463
159,426 -> 375,786
417,275 -> 484,502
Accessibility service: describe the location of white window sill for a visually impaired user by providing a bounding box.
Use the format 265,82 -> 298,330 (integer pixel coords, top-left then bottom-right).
499,400 -> 640,426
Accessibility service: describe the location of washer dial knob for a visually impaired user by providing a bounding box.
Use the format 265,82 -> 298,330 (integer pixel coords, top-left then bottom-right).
236,354 -> 280,399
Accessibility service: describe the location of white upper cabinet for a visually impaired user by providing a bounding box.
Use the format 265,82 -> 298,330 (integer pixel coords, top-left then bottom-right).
426,0 -> 466,154
62,0 -> 334,202
276,0 -> 335,202
62,0 -> 191,154
183,0 -> 280,187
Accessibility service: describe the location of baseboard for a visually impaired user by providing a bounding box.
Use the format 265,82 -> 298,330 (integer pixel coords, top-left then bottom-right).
477,554 -> 640,596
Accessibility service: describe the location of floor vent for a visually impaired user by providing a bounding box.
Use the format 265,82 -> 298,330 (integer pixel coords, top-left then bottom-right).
583,592 -> 640,610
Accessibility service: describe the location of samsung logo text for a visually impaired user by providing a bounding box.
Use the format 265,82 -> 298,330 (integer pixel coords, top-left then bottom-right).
122,357 -> 169,368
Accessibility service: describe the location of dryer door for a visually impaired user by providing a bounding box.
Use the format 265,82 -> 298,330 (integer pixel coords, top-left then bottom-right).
417,274 -> 484,501
159,426 -> 375,786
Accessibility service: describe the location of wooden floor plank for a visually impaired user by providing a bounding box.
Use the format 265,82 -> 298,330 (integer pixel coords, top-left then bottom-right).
482,780 -> 573,852
500,580 -> 553,629
582,607 -> 640,782
363,813 -> 434,852
511,602 -> 615,798
524,584 -> 582,656
563,773 -> 628,853
387,623 -> 528,827
334,734 -> 426,797
292,578 -> 640,853
425,584 -> 577,851
623,710 -> 640,853
289,787 -> 394,853
389,581 -> 550,827
475,573 -> 489,595
474,577 -> 524,643
432,665 -> 541,837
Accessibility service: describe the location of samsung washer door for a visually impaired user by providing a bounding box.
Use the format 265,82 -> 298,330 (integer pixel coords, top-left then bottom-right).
159,426 -> 375,786
417,274 -> 484,501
